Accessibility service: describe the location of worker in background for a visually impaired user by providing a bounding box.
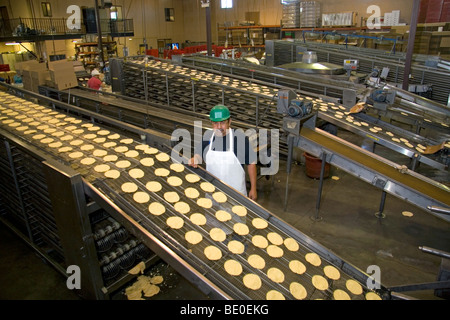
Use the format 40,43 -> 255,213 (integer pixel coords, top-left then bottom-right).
87,69 -> 104,91
189,105 -> 258,201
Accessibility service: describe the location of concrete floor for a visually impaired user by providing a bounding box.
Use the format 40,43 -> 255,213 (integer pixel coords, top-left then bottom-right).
0,129 -> 449,300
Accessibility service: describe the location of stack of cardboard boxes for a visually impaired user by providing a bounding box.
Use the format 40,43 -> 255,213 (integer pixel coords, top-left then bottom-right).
14,60 -> 79,93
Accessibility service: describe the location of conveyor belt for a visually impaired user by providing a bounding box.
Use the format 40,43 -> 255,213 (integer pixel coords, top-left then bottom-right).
115,57 -> 449,173
296,123 -> 450,222
0,90 -> 388,300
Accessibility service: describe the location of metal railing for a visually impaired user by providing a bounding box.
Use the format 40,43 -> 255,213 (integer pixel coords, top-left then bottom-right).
0,18 -> 134,38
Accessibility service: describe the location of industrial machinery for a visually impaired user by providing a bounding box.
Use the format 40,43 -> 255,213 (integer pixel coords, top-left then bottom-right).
1,83 -> 399,300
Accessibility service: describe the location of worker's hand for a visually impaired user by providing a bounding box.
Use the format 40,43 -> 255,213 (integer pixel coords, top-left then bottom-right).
188,154 -> 201,168
248,187 -> 257,201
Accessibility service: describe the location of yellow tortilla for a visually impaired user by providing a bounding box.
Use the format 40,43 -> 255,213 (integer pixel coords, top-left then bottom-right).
185,230 -> 203,245
166,216 -> 184,229
267,267 -> 284,283
148,202 -> 165,216
289,260 -> 306,275
204,245 -> 222,260
224,259 -> 243,276
312,275 -> 328,291
252,235 -> 268,249
290,282 -> 307,300
243,274 -> 262,291
210,228 -> 226,242
233,223 -> 249,236
266,290 -> 285,300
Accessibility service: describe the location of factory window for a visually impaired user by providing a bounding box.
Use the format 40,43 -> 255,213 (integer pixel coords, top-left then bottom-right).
41,2 -> 52,17
165,8 -> 174,22
221,0 -> 233,9
110,6 -> 122,20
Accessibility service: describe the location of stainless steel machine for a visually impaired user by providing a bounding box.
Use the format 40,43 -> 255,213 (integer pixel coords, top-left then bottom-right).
1,83 -> 397,300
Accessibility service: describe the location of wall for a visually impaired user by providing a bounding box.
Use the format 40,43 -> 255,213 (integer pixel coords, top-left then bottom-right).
1,0 -> 422,59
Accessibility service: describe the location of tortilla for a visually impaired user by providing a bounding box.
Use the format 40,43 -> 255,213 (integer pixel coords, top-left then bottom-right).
170,163 -> 184,172
93,149 -> 108,157
402,211 -> 414,217
129,168 -> 145,179
197,198 -> 212,209
155,168 -> 170,177
305,252 -> 321,266
105,170 -> 120,179
125,150 -> 140,158
69,152 -> 84,159
346,279 -> 363,295
174,201 -> 190,214
284,238 -> 299,252
267,245 -> 284,258
212,192 -> 227,203
333,289 -> 351,300
227,240 -> 245,254
312,275 -> 328,291
252,235 -> 268,249
115,146 -> 128,153
289,260 -> 306,275
243,274 -> 262,290
267,232 -> 283,246
365,292 -> 382,300
324,265 -> 341,280
121,182 -> 138,193
140,158 -> 155,167
80,158 -> 96,165
232,205 -> 247,217
224,259 -> 243,276
267,267 -> 284,283
80,144 -> 94,151
266,290 -> 285,300
290,282 -> 307,300
156,152 -> 170,162
133,191 -> 150,204
184,187 -> 200,199
200,182 -> 215,193
185,174 -> 200,183
233,223 -> 249,236
216,210 -> 232,222
164,191 -> 180,203
190,213 -> 206,226
104,155 -> 118,162
94,164 -> 110,173
166,216 -> 184,229
185,230 -> 203,245
210,228 -> 226,242
150,276 -> 164,285
148,202 -> 165,216
252,218 -> 268,229
167,176 -> 183,187
204,245 -> 222,261
145,181 -> 162,192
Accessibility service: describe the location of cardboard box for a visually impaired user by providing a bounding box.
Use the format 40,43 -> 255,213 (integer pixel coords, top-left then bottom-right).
48,60 -> 78,90
45,40 -> 67,55
14,60 -> 46,76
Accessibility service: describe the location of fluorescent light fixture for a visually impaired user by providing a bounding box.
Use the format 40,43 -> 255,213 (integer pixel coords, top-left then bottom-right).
5,42 -> 20,45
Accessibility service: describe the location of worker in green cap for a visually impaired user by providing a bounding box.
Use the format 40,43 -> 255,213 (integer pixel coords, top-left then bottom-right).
189,105 -> 258,201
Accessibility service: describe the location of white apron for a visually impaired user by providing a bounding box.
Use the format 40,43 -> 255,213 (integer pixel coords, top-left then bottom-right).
205,130 -> 247,196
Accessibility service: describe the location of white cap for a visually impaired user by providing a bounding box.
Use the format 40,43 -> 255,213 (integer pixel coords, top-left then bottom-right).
91,69 -> 100,76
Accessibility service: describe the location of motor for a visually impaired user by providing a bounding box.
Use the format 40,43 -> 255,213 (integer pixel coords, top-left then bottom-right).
288,99 -> 313,118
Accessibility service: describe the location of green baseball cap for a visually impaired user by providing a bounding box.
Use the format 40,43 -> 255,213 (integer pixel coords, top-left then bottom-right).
209,105 -> 230,122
